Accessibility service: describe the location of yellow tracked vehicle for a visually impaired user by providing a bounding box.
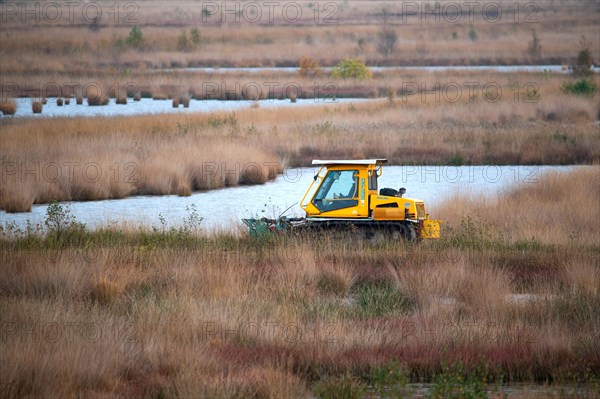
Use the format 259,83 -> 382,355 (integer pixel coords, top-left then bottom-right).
244,159 -> 441,241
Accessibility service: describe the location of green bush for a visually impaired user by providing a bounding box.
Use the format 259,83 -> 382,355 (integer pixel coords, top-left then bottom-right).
370,361 -> 409,398
313,375 -> 364,399
468,26 -> 478,41
45,202 -> 86,240
562,79 -> 597,96
190,28 -> 201,45
430,363 -> 495,399
331,59 -> 372,80
125,26 -> 143,48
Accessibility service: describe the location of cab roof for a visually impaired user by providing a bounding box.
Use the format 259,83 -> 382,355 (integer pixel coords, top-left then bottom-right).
312,159 -> 388,166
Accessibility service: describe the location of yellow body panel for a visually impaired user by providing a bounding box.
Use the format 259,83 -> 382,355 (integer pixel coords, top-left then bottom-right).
372,207 -> 404,220
370,196 -> 424,220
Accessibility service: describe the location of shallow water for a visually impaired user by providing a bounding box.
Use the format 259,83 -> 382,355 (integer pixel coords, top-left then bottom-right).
376,382 -> 597,398
171,65 -> 600,74
0,165 -> 579,231
2,97 -> 364,119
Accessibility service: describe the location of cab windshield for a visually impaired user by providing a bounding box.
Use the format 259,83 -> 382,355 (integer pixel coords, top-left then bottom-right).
312,170 -> 358,212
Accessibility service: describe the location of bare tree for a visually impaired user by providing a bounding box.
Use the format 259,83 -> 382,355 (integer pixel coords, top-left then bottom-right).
377,8 -> 398,58
527,30 -> 542,59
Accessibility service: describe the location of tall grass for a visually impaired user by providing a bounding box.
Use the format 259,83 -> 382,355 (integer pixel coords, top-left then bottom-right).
0,113 -> 281,211
435,168 -> 600,246
0,169 -> 598,398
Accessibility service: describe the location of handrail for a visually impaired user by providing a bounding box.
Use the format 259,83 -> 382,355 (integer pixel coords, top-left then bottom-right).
300,166 -> 325,209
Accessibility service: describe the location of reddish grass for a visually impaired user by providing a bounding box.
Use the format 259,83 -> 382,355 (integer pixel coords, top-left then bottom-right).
0,169 -> 598,396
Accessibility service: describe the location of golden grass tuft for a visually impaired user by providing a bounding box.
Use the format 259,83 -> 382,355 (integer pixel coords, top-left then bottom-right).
172,98 -> 180,108
180,96 -> 190,108
88,277 -> 123,305
86,86 -> 109,106
0,99 -> 17,115
115,92 -> 127,105
31,101 -> 42,113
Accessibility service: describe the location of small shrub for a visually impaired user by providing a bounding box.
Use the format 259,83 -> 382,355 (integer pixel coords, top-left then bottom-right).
177,30 -> 191,51
386,87 -> 395,106
44,202 -> 85,239
331,59 -> 372,80
377,26 -> 398,57
172,98 -> 180,108
56,98 -> 63,106
313,375 -> 364,399
0,99 -> 17,115
573,35 -> 594,77
354,281 -> 413,318
64,98 -> 70,105
429,362 -> 496,399
125,25 -> 143,48
76,96 -> 83,105
133,93 -> 141,101
562,79 -> 597,96
32,101 -> 43,113
370,361 -> 409,398
299,55 -> 321,77
180,96 -> 190,108
448,155 -> 465,166
468,26 -> 478,41
527,29 -> 542,59
190,28 -> 201,45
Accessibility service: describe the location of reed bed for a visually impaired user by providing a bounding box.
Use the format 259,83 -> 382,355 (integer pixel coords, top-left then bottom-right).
0,168 -> 598,398
0,116 -> 281,211
1,85 -> 599,211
